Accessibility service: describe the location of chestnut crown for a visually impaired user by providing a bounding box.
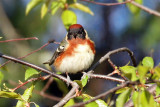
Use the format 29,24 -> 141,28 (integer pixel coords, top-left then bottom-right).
67,24 -> 86,40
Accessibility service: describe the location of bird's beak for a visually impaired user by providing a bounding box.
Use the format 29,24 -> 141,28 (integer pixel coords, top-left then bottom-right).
73,34 -> 77,39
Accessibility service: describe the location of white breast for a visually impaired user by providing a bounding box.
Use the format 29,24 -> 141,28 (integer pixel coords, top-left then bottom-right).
56,44 -> 95,73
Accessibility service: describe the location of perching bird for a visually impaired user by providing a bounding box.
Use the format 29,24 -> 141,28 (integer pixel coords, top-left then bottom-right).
45,24 -> 95,74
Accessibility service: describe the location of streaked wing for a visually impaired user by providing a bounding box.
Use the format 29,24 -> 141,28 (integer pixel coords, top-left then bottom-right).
48,38 -> 68,66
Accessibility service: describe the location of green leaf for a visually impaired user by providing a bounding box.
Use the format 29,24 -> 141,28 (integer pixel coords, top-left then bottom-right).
0,91 -> 22,100
116,88 -> 131,107
41,3 -> 48,19
81,75 -> 88,87
117,0 -> 123,2
120,66 -> 138,81
61,10 -> 77,30
132,91 -> 139,107
137,65 -> 149,84
64,98 -> 75,107
51,1 -> 63,15
95,99 -> 108,107
69,3 -> 94,15
32,102 -> 40,107
0,37 -> 2,39
154,66 -> 160,78
74,80 -> 83,89
26,0 -> 42,15
16,83 -> 35,107
82,94 -> 108,107
140,90 -> 156,107
127,0 -> 143,15
25,68 -> 39,80
142,57 -> 154,69
116,87 -> 129,94
0,71 -> 4,85
54,78 -> 68,95
156,85 -> 160,96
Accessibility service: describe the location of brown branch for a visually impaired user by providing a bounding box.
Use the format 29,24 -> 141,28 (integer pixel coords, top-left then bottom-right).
0,53 -> 75,85
87,71 -> 125,83
130,1 -> 160,17
0,40 -> 57,68
8,80 -> 61,101
41,77 -> 54,93
0,37 -> 38,43
81,0 -> 131,6
71,81 -> 138,107
81,0 -> 160,17
124,84 -> 157,107
11,75 -> 51,92
89,47 -> 136,70
0,53 -> 79,106
53,82 -> 79,107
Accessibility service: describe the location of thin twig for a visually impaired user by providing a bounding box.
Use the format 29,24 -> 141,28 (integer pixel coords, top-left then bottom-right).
89,47 -> 136,70
71,81 -> 138,107
11,75 -> 51,92
0,40 -> 57,68
0,53 -> 74,85
124,84 -> 157,107
0,53 -> 79,106
0,37 -> 38,43
130,1 -> 160,17
41,77 -> 54,94
81,0 -> 160,17
81,0 -> 131,6
8,80 -> 61,101
53,82 -> 79,107
87,72 -> 125,83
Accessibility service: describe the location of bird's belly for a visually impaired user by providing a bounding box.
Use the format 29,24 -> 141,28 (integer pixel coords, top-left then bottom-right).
55,45 -> 95,73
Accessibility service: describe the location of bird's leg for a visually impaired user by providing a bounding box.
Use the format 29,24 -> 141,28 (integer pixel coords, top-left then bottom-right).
66,72 -> 71,86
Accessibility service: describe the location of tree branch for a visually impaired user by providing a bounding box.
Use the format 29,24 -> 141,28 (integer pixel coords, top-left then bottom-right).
0,53 -> 79,106
87,72 -> 125,83
71,81 -> 138,107
81,0 -> 160,17
89,47 -> 136,70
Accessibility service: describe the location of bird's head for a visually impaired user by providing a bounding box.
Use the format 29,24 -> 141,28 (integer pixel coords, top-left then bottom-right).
67,24 -> 87,40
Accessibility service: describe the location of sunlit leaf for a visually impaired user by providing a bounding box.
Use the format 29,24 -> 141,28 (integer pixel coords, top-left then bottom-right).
51,1 -> 63,15
32,102 -> 40,107
61,10 -> 77,30
140,90 -> 156,107
116,88 -> 131,107
82,94 -> 108,107
116,87 -> 129,94
142,57 -> 154,69
0,91 -> 22,100
25,68 -> 39,80
120,66 -> 138,81
69,3 -> 94,15
26,0 -> 42,15
156,85 -> 160,96
41,3 -> 48,19
54,78 -> 68,95
137,65 -> 149,84
81,75 -> 88,87
16,83 -> 35,107
154,66 -> 160,78
117,0 -> 123,2
74,80 -> 83,89
0,37 -> 2,39
64,98 -> 75,107
0,71 -> 4,85
127,0 -> 143,15
132,91 -> 139,107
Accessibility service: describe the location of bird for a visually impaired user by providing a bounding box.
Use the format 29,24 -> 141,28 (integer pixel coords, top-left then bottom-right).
44,24 -> 95,74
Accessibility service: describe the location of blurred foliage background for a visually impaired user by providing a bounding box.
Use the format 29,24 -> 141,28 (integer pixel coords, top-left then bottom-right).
0,0 -> 160,106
